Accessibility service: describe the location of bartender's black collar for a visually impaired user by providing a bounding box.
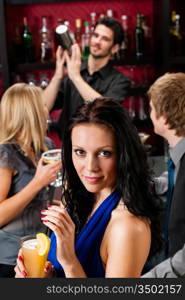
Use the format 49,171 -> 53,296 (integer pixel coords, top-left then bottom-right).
80,60 -> 113,79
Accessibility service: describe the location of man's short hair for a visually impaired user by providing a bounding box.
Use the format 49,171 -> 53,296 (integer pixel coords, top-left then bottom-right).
148,72 -> 185,136
95,16 -> 124,46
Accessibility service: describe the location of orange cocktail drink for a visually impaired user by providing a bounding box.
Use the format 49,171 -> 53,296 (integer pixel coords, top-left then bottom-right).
21,233 -> 50,278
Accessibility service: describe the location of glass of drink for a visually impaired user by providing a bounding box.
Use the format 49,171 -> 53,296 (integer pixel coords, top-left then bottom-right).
21,233 -> 50,278
42,148 -> 62,187
139,132 -> 150,144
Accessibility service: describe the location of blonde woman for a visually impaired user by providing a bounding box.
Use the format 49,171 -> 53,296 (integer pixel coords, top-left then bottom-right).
0,83 -> 61,277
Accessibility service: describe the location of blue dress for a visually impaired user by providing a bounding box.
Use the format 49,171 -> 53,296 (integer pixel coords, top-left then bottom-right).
48,190 -> 121,277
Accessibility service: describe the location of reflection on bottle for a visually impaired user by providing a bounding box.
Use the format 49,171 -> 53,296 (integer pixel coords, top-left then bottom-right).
120,15 -> 129,59
128,96 -> 136,120
39,73 -> 49,89
90,12 -> 96,33
135,14 -> 144,58
107,9 -> 114,17
75,18 -> 82,49
138,96 -> 147,121
26,73 -> 37,86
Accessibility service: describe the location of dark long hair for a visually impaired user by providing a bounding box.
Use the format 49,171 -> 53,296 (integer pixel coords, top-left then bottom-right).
61,98 -> 162,258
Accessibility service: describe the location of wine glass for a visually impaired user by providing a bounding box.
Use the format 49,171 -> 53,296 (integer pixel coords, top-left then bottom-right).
42,149 -> 62,187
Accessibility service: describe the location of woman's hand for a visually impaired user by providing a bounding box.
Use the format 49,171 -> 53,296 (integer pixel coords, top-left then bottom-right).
14,249 -> 55,278
41,205 -> 76,268
33,157 -> 62,188
14,249 -> 28,278
44,261 -> 56,278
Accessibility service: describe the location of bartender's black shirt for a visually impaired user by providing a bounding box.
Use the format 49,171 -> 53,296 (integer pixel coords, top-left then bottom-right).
53,60 -> 131,139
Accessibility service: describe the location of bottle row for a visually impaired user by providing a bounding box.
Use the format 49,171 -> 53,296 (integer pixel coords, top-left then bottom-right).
10,9 -> 152,65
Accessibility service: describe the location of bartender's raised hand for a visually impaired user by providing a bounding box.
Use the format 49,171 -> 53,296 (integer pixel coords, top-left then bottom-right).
65,43 -> 81,81
54,46 -> 68,80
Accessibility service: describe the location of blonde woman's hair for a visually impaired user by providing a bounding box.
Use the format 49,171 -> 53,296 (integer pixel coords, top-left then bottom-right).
0,83 -> 48,154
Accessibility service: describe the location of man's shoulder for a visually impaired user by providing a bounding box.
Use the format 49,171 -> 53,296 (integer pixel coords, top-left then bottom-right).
110,66 -> 130,80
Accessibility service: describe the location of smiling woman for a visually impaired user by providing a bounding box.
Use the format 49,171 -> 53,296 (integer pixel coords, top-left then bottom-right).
71,123 -> 117,198
14,97 -> 163,278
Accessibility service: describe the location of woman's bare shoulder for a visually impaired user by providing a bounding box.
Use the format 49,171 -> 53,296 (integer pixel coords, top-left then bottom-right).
109,201 -> 150,236
100,201 -> 151,273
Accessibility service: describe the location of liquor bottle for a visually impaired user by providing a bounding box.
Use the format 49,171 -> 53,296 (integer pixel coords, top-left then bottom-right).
75,19 -> 82,48
138,96 -> 147,121
99,14 -> 105,20
54,18 -> 63,51
128,96 -> 136,120
40,16 -> 53,63
169,10 -> 177,35
107,9 -> 113,18
170,12 -> 183,56
22,17 -> 35,63
82,21 -> 90,60
141,14 -> 152,55
90,12 -> 96,33
120,15 -> 129,59
169,10 -> 177,56
12,24 -> 23,64
135,14 -> 144,58
141,15 -> 151,39
39,72 -> 49,89
26,73 -> 37,86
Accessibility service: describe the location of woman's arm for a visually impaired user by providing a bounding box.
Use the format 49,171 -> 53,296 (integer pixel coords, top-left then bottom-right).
41,205 -> 87,277
103,215 -> 151,278
0,158 -> 62,227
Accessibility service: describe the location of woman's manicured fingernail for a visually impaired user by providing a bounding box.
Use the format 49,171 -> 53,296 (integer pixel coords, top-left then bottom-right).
23,271 -> 27,277
18,255 -> 23,261
45,266 -> 49,272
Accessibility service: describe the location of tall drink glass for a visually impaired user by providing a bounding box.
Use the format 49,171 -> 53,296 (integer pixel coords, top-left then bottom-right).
42,148 -> 62,187
21,234 -> 50,278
